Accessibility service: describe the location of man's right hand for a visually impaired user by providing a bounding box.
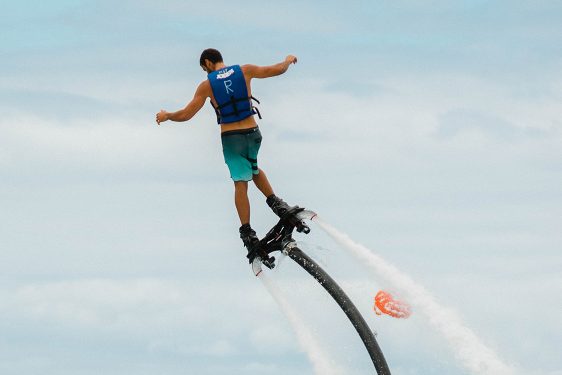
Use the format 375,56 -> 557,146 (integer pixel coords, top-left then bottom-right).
285,55 -> 298,65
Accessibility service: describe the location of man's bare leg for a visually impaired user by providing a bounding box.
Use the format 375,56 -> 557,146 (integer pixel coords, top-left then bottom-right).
252,168 -> 274,198
234,181 -> 250,225
236,180 -> 259,254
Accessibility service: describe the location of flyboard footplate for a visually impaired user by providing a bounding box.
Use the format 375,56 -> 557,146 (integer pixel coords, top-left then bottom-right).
250,208 -> 317,277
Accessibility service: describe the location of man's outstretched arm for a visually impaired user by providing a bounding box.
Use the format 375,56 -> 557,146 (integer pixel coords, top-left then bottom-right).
244,55 -> 298,79
156,81 -> 208,125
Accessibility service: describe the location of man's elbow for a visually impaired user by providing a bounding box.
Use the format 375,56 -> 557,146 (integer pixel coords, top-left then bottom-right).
178,110 -> 187,121
264,67 -> 285,78
181,113 -> 193,122
276,62 -> 290,76
179,107 -> 198,122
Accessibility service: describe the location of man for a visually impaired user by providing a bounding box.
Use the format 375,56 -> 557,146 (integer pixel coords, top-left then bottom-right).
156,48 -> 298,258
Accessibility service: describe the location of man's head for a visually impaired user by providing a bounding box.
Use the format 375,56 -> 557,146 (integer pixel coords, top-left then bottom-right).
200,48 -> 223,73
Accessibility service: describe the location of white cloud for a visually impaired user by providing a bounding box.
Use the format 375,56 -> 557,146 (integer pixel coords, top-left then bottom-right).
0,111 -> 222,181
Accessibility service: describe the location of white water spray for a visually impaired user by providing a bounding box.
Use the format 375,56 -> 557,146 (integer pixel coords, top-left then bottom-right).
257,271 -> 343,375
314,216 -> 515,375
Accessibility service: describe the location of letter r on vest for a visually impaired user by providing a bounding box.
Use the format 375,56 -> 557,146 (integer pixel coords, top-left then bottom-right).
224,80 -> 234,94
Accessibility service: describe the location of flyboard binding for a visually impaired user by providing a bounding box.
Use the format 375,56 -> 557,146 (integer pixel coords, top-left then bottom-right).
247,206 -> 317,276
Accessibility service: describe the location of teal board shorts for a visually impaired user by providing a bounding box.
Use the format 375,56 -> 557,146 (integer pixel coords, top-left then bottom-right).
221,127 -> 262,182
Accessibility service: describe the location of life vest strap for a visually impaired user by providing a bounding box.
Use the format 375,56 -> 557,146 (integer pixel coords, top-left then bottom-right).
214,96 -> 260,110
212,96 -> 262,124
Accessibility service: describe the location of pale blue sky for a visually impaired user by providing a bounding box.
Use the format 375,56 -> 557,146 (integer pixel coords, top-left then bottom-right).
1,1 -> 561,374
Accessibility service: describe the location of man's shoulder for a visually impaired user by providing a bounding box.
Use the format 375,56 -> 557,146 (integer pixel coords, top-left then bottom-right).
196,80 -> 212,96
240,64 -> 257,78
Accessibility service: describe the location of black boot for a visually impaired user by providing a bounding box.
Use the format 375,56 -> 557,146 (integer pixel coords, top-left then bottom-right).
239,223 -> 259,254
266,194 -> 292,218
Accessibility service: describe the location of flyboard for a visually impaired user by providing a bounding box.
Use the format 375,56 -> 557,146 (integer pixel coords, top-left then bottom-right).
248,207 -> 391,375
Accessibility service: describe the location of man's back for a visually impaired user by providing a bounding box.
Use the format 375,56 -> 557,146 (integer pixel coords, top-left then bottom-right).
204,61 -> 297,133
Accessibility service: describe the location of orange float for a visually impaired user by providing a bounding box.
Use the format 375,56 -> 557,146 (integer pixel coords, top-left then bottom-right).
374,290 -> 412,319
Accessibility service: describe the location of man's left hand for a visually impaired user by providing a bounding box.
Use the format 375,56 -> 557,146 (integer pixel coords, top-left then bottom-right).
156,110 -> 169,125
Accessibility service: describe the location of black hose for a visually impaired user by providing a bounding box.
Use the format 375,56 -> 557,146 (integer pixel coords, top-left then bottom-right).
288,246 -> 391,375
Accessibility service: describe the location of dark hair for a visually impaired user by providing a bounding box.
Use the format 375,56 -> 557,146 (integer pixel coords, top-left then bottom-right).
200,48 -> 223,66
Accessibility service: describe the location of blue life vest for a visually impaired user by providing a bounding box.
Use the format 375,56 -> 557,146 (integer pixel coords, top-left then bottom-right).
207,64 -> 261,124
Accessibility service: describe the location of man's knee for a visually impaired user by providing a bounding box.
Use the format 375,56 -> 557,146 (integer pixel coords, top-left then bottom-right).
252,169 -> 264,179
234,181 -> 248,190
